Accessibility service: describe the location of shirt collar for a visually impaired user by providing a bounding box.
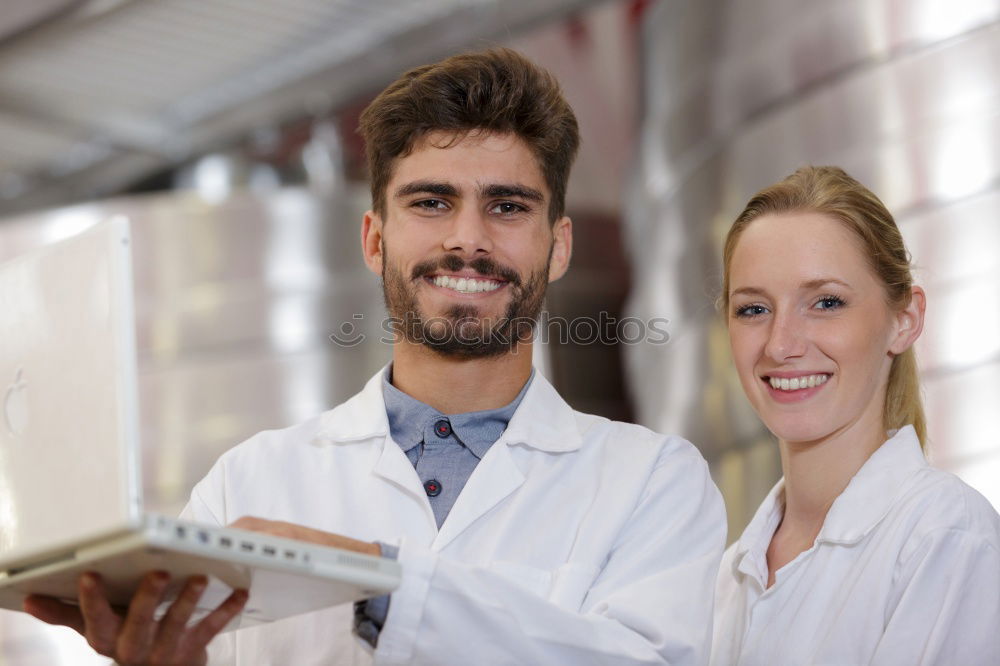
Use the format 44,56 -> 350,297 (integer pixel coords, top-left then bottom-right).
381,363 -> 533,459
731,479 -> 786,583
731,426 -> 927,580
318,362 -> 582,453
818,425 -> 927,543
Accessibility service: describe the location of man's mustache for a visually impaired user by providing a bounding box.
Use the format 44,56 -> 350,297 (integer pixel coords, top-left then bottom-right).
410,254 -> 521,286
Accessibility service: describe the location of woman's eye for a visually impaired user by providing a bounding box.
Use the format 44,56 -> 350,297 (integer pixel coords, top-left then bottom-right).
734,304 -> 768,318
490,201 -> 526,215
815,295 -> 846,310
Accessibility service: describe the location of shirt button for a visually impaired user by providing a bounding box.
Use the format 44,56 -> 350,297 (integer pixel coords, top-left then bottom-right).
424,479 -> 442,497
434,419 -> 452,438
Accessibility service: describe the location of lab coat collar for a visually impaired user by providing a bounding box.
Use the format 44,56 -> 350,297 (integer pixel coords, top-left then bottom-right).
731,425 -> 926,581
817,425 -> 927,544
317,363 -> 582,453
317,366 -> 391,442
731,479 -> 785,584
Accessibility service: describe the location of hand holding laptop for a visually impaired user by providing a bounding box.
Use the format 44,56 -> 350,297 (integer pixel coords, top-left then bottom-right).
23,570 -> 248,665
21,516 -> 375,664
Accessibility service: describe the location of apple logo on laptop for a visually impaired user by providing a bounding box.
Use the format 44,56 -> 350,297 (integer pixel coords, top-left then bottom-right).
4,367 -> 28,437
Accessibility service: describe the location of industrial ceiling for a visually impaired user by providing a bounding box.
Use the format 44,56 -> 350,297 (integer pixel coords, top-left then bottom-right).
0,0 -> 598,216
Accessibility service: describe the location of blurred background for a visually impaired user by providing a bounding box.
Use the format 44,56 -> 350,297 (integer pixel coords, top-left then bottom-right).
0,0 -> 997,661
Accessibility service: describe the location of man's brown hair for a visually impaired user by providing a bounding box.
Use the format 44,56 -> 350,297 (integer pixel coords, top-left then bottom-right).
358,47 -> 580,223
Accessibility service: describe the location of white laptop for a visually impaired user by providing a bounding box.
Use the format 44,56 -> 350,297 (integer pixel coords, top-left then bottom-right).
0,217 -> 400,628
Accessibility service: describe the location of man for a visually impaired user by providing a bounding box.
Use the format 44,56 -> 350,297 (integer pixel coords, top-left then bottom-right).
26,48 -> 725,664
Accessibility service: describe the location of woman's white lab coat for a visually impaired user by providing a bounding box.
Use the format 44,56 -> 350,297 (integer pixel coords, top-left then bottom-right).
712,425 -> 1000,665
182,367 -> 726,665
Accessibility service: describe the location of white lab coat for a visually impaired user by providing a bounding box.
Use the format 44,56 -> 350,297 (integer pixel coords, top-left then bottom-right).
182,367 -> 726,665
711,425 -> 1000,666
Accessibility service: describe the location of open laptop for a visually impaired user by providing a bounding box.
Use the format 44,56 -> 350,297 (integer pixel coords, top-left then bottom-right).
0,217 -> 400,628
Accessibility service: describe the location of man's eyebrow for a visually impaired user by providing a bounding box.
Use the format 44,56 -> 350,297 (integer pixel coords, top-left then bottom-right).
394,181 -> 459,199
481,183 -> 545,202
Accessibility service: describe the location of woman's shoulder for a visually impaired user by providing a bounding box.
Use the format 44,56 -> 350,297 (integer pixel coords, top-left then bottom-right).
892,465 -> 1000,551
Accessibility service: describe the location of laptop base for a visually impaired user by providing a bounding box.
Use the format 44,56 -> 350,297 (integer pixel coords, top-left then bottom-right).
0,514 -> 400,630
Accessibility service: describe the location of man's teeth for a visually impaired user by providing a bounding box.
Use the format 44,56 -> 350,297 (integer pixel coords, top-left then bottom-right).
768,374 -> 830,391
432,275 -> 503,293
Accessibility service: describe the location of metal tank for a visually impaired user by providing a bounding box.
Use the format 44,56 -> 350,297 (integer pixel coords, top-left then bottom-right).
624,0 -> 1000,538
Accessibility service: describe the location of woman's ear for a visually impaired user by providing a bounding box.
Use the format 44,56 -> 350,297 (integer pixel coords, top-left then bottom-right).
889,286 -> 926,355
361,210 -> 384,276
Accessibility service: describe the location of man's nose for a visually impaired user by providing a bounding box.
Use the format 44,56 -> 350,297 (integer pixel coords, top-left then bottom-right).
442,207 -> 493,257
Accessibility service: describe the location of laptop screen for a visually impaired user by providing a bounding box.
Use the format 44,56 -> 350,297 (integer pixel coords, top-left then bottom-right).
0,218 -> 142,569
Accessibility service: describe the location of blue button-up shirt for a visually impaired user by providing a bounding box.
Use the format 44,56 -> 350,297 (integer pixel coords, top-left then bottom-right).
381,364 -> 533,528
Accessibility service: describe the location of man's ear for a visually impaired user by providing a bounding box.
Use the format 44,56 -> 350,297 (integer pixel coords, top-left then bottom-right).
547,215 -> 573,283
889,286 -> 926,355
361,210 -> 384,276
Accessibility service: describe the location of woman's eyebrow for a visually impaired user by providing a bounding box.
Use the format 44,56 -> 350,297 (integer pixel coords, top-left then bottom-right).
730,278 -> 852,298
800,277 -> 853,290
731,286 -> 768,298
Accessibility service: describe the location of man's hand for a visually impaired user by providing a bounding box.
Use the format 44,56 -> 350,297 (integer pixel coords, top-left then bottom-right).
23,571 -> 247,665
228,516 -> 380,556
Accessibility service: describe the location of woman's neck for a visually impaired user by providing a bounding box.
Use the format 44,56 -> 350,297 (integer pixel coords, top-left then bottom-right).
765,415 -> 886,587
778,418 -> 885,530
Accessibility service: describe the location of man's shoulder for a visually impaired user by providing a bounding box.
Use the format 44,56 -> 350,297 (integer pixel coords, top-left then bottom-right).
215,411 -> 332,467
570,408 -> 708,467
217,370 -> 386,466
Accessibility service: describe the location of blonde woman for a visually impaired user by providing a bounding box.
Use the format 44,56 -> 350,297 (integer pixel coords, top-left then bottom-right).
712,166 -> 1000,665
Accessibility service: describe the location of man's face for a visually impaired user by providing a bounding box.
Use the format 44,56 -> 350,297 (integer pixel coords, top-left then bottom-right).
362,130 -> 572,357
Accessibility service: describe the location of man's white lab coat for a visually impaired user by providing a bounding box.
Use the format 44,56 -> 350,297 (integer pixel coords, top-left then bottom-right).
182,367 -> 726,665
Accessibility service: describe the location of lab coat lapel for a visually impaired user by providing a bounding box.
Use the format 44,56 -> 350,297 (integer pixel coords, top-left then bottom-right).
371,434 -> 439,534
432,440 -> 525,551
430,372 -> 580,551
371,434 -> 423,497
319,365 -> 437,530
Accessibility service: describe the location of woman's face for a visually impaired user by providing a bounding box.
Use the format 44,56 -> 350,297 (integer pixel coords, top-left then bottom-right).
726,211 -> 921,445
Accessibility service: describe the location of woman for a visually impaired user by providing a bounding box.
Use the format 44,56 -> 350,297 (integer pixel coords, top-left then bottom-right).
711,166 -> 1000,665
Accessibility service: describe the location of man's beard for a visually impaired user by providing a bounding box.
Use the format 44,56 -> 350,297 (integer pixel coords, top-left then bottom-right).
381,244 -> 551,358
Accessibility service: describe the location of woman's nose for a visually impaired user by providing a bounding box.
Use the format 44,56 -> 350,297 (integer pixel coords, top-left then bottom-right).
763,312 -> 807,361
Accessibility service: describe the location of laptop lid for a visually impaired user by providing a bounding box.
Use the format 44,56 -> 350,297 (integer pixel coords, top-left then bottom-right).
0,217 -> 143,569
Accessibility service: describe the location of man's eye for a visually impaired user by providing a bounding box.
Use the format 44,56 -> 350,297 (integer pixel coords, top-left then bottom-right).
490,202 -> 526,215
414,199 -> 447,210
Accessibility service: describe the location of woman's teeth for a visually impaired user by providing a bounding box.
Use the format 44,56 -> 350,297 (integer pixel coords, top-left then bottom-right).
768,374 -> 829,391
432,275 -> 504,294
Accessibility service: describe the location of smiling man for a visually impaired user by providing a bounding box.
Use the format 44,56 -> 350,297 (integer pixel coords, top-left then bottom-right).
27,49 -> 725,665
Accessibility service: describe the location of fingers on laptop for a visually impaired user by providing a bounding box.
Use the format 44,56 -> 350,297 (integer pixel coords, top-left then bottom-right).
190,587 -> 249,647
22,594 -> 85,634
153,574 -> 207,651
149,580 -> 248,663
70,570 -> 247,663
113,570 -> 170,662
77,570 -> 126,656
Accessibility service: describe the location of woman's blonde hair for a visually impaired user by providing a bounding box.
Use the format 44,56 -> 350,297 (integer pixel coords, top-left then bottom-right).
720,166 -> 926,446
